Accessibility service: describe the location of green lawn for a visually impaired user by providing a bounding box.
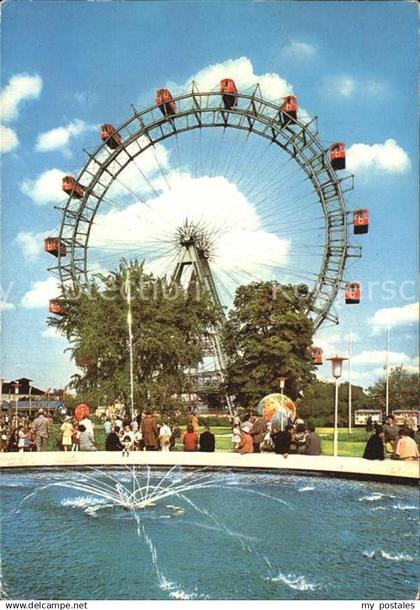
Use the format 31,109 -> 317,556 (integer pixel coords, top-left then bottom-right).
46,424 -> 369,456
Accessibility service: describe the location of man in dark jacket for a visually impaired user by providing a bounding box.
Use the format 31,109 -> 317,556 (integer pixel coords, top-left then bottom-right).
199,425 -> 215,452
271,424 -> 294,455
363,426 -> 385,460
304,424 -> 322,455
141,410 -> 159,450
383,415 -> 399,452
105,426 -> 123,451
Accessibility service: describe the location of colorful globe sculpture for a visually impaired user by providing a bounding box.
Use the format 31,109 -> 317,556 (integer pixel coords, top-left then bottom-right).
74,403 -> 90,421
257,393 -> 296,429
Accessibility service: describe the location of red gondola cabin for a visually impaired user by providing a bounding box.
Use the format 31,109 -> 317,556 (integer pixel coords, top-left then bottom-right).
353,209 -> 369,234
48,299 -> 65,315
62,176 -> 84,199
345,282 -> 361,304
156,89 -> 176,117
44,237 -> 66,257
312,347 -> 323,366
281,96 -> 298,122
330,143 -> 346,170
220,79 -> 238,110
100,124 -> 121,149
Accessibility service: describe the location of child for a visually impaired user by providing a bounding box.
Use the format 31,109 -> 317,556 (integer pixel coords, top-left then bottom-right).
122,425 -> 134,457
71,420 -> 80,451
232,422 -> 241,450
18,426 -> 28,453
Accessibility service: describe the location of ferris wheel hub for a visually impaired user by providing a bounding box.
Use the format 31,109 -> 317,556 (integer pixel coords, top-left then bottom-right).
175,220 -> 214,259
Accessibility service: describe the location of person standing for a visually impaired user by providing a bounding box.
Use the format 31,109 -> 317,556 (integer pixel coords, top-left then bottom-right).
199,424 -> 215,452
31,409 -> 50,452
141,409 -> 159,451
363,426 -> 385,460
249,413 -> 265,454
60,416 -> 73,452
103,418 -> 112,436
304,424 -> 322,456
71,419 -> 80,451
115,414 -> 124,430
188,411 -> 199,433
159,421 -> 172,451
365,416 -> 373,433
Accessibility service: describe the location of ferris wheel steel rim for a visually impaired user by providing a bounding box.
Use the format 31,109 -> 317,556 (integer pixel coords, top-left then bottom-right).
52,87 -> 360,330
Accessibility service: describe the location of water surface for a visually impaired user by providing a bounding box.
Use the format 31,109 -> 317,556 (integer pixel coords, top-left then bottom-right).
1,468 -> 418,600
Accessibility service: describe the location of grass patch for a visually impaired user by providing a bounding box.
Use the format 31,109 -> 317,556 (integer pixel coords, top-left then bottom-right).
45,424 -> 369,456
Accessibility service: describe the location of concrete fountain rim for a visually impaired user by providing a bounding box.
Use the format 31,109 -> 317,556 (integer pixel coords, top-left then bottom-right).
0,451 -> 418,485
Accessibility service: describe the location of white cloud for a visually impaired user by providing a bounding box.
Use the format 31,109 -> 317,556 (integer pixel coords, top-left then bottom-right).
0,73 -> 42,123
337,77 -> 356,97
0,124 -> 19,152
281,40 -> 316,58
41,326 -> 65,340
35,119 -> 96,153
0,300 -> 15,312
182,57 -> 293,102
20,277 -> 60,309
16,231 -> 46,261
20,168 -> 67,205
89,174 -> 290,294
347,139 -> 410,174
351,350 -> 410,366
371,302 -> 418,330
325,74 -> 385,98
313,329 -> 361,357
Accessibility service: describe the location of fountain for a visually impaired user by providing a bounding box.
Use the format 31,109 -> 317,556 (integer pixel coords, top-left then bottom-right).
1,467 -> 418,600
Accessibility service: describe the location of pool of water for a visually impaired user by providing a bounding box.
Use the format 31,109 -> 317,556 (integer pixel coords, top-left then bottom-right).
0,468 -> 418,600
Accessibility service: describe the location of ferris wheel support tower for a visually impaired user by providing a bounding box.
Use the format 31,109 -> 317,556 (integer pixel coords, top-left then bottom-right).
171,224 -> 233,413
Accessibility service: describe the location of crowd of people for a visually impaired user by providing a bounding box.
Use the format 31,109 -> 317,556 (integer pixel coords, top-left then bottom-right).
1,408 -> 418,461
102,410 -> 216,454
363,415 -> 419,461
231,413 -> 322,457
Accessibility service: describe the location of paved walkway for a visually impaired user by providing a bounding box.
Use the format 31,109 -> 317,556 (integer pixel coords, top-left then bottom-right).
0,451 -> 418,483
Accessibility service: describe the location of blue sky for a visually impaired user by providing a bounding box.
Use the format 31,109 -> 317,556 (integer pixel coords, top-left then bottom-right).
1,1 -> 418,392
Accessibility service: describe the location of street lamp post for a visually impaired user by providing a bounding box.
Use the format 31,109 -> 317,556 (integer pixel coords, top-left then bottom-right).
327,356 -> 347,457
277,376 -> 288,430
13,381 -> 20,425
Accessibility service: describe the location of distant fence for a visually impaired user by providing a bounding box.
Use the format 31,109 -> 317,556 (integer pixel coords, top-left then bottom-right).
1,400 -> 65,412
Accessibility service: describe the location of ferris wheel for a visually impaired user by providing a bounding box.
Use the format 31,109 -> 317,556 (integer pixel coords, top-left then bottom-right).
45,79 -> 369,384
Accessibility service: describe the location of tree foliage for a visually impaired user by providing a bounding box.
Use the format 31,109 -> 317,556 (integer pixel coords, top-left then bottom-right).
223,281 -> 315,406
367,365 -> 419,411
298,379 -> 370,425
49,261 -> 220,410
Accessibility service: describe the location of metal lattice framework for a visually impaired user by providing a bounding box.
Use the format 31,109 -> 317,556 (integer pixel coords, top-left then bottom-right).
51,83 -> 361,330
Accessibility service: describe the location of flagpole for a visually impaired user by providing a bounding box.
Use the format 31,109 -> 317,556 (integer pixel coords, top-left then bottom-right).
126,268 -> 135,420
385,328 -> 390,417
348,329 -> 352,434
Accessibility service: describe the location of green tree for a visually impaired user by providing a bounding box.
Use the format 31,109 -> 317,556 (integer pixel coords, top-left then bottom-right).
223,281 -> 314,407
49,261 -> 219,411
298,379 -> 370,425
367,365 -> 419,411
